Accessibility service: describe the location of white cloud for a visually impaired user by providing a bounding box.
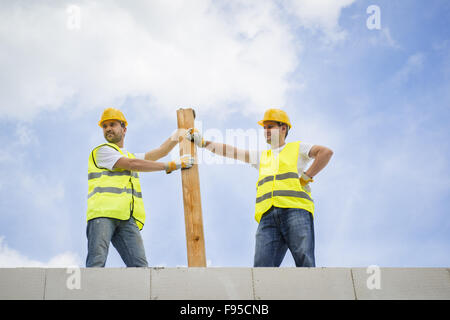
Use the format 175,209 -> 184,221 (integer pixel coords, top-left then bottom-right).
368,26 -> 400,49
0,236 -> 81,267
0,0 -> 356,121
18,173 -> 65,211
381,27 -> 400,48
0,1 -> 293,119
15,123 -> 38,146
284,0 -> 356,43
390,53 -> 425,86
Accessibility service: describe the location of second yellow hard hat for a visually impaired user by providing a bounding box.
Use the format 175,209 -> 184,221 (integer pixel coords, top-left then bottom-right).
258,108 -> 292,129
98,108 -> 128,127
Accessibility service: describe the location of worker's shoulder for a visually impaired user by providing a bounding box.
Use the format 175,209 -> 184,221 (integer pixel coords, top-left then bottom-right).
89,143 -> 123,164
283,140 -> 302,148
92,143 -> 121,153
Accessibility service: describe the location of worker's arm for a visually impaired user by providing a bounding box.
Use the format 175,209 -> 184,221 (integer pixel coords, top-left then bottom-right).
144,129 -> 187,161
186,128 -> 251,163
114,155 -> 194,174
203,141 -> 251,163
304,145 -> 333,178
114,157 -> 166,172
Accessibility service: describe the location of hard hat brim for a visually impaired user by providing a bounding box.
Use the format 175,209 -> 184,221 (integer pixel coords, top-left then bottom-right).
257,119 -> 291,129
98,119 -> 128,127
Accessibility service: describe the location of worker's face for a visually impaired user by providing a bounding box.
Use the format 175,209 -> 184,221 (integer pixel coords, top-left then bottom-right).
263,121 -> 285,146
102,120 -> 126,144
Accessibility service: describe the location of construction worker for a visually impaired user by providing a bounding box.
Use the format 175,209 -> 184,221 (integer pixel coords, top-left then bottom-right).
87,107 -> 193,267
186,108 -> 333,267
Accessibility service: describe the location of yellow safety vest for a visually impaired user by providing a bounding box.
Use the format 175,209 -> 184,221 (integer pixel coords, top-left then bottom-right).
255,141 -> 314,223
87,143 -> 146,230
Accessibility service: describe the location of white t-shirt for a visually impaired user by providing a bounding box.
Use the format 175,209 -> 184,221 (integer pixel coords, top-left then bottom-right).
249,142 -> 314,174
95,145 -> 145,170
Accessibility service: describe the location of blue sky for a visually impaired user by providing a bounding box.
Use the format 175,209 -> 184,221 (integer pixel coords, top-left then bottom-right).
0,0 -> 449,268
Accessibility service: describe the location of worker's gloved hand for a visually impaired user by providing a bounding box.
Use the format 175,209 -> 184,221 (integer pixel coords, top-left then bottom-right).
300,172 -> 314,193
165,155 -> 195,174
170,128 -> 188,142
185,128 -> 206,148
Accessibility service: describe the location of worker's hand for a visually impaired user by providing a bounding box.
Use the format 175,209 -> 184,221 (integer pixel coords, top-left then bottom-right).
300,172 -> 313,193
165,155 -> 195,174
185,128 -> 206,148
170,128 -> 188,143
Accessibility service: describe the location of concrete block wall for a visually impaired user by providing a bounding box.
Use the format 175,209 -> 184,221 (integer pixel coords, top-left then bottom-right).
0,267 -> 449,300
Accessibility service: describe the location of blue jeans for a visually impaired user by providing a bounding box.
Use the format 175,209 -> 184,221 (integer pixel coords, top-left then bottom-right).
254,207 -> 315,267
86,217 -> 148,267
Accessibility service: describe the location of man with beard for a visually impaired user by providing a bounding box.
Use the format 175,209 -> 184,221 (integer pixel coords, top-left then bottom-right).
186,108 -> 333,267
86,107 -> 193,267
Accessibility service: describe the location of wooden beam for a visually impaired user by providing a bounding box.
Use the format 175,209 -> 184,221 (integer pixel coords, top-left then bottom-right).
176,108 -> 206,267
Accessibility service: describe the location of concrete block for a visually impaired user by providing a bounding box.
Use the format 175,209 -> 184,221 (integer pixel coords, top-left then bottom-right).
253,267 -> 355,300
151,267 -> 254,300
352,267 -> 450,300
0,268 -> 46,300
44,268 -> 151,300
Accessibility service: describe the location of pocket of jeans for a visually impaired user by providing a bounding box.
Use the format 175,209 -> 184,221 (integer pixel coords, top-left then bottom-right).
130,216 -> 140,230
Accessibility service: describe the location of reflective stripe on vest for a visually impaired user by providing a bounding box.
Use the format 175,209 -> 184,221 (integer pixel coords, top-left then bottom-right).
256,189 -> 313,204
87,186 -> 143,199
88,171 -> 139,180
254,141 -> 314,223
86,143 -> 146,230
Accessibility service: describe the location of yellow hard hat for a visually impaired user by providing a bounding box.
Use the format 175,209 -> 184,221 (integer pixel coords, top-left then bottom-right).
257,108 -> 292,129
98,108 -> 128,127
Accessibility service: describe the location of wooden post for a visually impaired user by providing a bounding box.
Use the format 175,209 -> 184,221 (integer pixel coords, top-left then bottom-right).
176,108 -> 206,267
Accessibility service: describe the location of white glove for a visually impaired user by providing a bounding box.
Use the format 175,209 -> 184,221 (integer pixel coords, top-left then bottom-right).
165,154 -> 195,174
302,183 -> 311,193
185,128 -> 206,148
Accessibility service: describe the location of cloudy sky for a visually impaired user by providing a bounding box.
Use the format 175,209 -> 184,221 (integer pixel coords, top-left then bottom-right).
0,0 -> 449,268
